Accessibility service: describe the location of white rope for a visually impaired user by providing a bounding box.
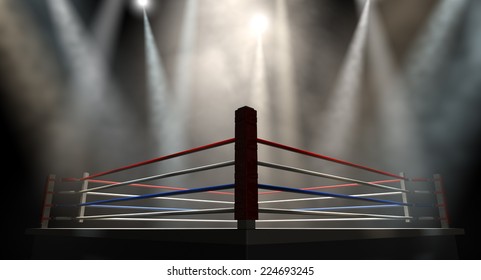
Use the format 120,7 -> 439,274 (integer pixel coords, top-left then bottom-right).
79,160 -> 235,193
97,218 -> 236,223
258,218 -> 391,222
260,207 -> 412,220
78,207 -> 233,220
413,190 -> 433,194
88,191 -> 234,204
417,216 -> 437,220
258,161 -> 407,193
259,191 -> 403,204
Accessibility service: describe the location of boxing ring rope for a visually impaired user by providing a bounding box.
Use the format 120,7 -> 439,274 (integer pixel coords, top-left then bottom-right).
40,106 -> 450,230
77,161 -> 235,193
79,184 -> 235,206
79,138 -> 236,181
258,191 -> 404,204
61,179 -> 235,195
257,138 -> 407,180
257,161 -> 406,192
257,184 -> 409,206
258,179 -> 402,195
86,192 -> 234,205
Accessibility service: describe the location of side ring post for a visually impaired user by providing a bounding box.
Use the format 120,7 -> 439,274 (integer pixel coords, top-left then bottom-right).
78,172 -> 90,223
433,174 -> 449,228
399,172 -> 410,223
41,174 -> 56,228
235,106 -> 258,229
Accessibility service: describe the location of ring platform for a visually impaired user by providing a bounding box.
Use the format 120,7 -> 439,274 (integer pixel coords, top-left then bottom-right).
27,228 -> 463,259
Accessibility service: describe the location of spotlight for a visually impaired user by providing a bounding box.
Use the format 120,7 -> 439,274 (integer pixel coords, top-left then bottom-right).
137,0 -> 148,8
131,0 -> 154,15
250,14 -> 269,36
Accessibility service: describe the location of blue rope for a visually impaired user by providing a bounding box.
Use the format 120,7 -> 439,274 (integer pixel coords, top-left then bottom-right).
298,204 -> 402,211
80,184 -> 235,206
258,184 -> 409,206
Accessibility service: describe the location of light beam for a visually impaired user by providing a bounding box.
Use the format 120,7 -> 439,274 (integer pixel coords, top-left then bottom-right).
366,0 -> 427,175
315,0 -> 371,164
172,0 -> 199,158
46,0 -> 137,173
143,12 -> 171,159
405,0 -> 470,109
93,0 -> 127,63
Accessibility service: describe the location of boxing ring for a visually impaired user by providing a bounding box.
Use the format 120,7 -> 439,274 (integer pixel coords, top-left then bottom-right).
28,106 -> 463,259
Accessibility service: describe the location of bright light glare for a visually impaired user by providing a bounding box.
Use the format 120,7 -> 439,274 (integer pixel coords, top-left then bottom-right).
137,0 -> 148,8
250,14 -> 269,36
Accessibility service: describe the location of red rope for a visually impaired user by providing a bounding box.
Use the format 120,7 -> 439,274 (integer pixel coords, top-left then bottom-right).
87,179 -> 186,191
62,177 -> 234,196
81,138 -> 235,180
257,138 -> 407,180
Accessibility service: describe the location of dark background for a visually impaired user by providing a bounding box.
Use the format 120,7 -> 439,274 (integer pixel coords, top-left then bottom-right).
0,0 -> 480,259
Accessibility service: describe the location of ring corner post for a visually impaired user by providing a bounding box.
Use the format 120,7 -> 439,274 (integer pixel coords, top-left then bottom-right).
41,174 -> 56,229
433,174 -> 449,228
235,106 -> 258,230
